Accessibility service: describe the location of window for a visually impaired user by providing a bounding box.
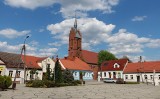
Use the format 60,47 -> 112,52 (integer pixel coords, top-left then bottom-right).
125,75 -> 128,79
150,75 -> 153,79
104,72 -> 106,77
47,64 -> 50,69
9,71 -> 13,77
144,75 -> 147,79
130,75 -> 133,79
16,71 -> 21,78
114,63 -> 120,68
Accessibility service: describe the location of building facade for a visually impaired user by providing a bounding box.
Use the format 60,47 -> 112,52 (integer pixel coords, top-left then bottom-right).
123,61 -> 160,85
0,51 -> 55,83
59,57 -> 93,80
98,59 -> 128,81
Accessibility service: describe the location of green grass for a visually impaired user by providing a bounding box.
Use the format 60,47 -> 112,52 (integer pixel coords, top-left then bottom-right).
125,82 -> 139,84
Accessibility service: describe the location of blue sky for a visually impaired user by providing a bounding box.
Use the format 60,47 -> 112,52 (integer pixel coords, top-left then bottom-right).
0,0 -> 160,62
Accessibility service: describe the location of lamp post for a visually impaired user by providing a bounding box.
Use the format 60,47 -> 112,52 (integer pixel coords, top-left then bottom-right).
23,36 -> 29,84
12,36 -> 29,89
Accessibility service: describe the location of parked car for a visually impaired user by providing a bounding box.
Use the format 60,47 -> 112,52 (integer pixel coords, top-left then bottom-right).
103,78 -> 116,83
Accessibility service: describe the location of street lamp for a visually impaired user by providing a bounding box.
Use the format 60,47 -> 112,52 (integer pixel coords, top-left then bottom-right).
23,35 -> 29,84
12,35 -> 29,89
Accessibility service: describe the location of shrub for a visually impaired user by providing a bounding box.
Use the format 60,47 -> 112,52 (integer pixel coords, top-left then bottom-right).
0,75 -> 5,89
32,80 -> 44,88
55,83 -> 70,87
43,80 -> 55,88
72,80 -> 82,85
3,76 -> 12,88
26,80 -> 34,87
62,69 -> 74,84
0,75 -> 12,89
26,80 -> 56,88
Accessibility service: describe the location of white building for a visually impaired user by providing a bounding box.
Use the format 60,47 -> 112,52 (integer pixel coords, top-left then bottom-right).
123,61 -> 160,85
59,57 -> 93,80
0,51 -> 55,83
98,59 -> 128,81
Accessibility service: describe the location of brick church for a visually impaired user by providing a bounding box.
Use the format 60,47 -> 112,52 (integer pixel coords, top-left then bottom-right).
59,17 -> 98,80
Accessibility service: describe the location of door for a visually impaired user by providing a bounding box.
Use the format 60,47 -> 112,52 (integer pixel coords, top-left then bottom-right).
137,76 -> 140,83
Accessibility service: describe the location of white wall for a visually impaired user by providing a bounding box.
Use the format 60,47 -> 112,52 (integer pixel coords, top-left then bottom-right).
5,68 -> 25,84
26,69 -> 43,80
38,57 -> 55,73
72,70 -> 93,80
123,73 -> 160,83
0,65 -> 6,76
98,71 -> 123,79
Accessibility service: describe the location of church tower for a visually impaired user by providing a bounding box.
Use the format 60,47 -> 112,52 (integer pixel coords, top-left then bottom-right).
68,17 -> 82,60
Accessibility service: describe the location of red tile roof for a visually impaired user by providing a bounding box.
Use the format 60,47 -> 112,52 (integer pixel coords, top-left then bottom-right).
81,50 -> 98,64
60,57 -> 92,71
123,61 -> 160,73
21,55 -> 45,69
101,59 -> 128,71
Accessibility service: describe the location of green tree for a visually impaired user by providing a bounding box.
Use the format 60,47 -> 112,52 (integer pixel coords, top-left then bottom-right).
55,59 -> 63,83
98,50 -> 117,66
46,65 -> 51,80
98,50 -> 117,80
62,69 -> 74,83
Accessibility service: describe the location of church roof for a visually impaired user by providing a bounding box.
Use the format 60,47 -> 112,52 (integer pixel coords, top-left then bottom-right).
81,50 -> 98,64
59,57 -> 92,71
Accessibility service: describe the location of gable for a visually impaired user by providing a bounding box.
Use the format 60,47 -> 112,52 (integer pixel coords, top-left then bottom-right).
101,59 -> 128,71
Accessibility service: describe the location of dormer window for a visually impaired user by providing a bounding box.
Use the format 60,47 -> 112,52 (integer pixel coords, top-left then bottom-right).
114,63 -> 120,68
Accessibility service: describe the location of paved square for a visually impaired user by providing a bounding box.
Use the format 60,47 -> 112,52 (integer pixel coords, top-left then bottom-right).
0,81 -> 160,99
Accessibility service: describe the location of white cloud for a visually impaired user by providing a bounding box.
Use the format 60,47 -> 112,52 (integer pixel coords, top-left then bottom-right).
47,18 -> 115,50
4,0 -> 119,18
146,39 -> 160,48
132,16 -> 147,21
48,42 -> 61,47
39,48 -> 58,56
0,28 -> 30,39
106,29 -> 160,62
4,0 -> 57,10
0,41 -> 58,57
59,0 -> 119,18
39,28 -> 45,32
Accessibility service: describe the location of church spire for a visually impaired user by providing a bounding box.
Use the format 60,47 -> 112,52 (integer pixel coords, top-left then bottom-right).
74,13 -> 77,29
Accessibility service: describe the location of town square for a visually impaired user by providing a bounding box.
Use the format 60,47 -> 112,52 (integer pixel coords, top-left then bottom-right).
1,81 -> 160,99
0,0 -> 160,99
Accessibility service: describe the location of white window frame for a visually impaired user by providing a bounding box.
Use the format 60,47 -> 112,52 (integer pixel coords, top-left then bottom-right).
144,75 -> 147,80
125,75 -> 128,79
130,75 -> 133,79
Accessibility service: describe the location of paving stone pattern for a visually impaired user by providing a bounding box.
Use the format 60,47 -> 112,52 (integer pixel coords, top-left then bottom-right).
0,81 -> 160,99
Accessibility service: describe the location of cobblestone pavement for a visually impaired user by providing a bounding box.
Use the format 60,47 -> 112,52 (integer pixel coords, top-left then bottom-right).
0,81 -> 160,99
